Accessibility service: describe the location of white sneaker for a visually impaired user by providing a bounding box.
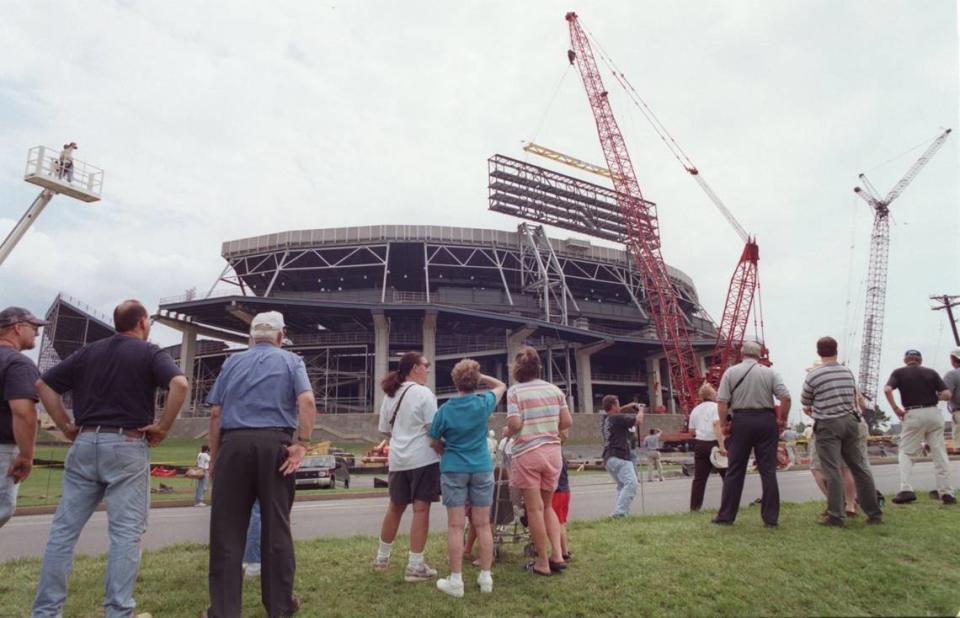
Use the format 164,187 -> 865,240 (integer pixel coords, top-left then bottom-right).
436,577 -> 464,598
477,573 -> 493,593
244,562 -> 261,577
194,502 -> 207,507
404,562 -> 438,582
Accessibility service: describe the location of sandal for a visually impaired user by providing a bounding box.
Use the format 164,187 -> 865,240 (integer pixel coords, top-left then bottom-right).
548,560 -> 567,572
525,561 -> 552,576
562,552 -> 572,562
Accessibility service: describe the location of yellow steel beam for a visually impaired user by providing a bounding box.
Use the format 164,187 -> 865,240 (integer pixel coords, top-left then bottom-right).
523,142 -> 611,178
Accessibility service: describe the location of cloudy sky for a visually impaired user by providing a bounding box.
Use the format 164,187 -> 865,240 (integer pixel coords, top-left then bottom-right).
1,1 -> 957,423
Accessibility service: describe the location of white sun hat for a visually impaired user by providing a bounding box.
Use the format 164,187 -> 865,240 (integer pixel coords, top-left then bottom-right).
710,446 -> 729,469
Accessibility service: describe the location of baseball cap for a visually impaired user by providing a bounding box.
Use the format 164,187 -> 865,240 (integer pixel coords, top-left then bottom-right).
950,347 -> 960,361
904,349 -> 922,359
741,340 -> 762,357
0,307 -> 50,328
250,311 -> 285,336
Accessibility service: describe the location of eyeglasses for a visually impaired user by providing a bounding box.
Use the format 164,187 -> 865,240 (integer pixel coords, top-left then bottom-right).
19,322 -> 40,333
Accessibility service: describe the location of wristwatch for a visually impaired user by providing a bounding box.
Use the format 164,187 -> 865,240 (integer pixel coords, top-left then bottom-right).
297,435 -> 312,444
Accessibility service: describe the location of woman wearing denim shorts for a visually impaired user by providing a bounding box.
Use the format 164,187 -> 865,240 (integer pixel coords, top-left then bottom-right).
428,359 -> 506,597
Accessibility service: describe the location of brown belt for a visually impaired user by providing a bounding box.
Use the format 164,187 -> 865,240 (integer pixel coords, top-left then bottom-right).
79,425 -> 145,439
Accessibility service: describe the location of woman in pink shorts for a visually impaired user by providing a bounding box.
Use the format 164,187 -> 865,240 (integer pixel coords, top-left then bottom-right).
505,346 -> 572,576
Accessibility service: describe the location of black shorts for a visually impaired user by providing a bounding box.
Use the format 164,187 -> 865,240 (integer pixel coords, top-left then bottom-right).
388,462 -> 441,505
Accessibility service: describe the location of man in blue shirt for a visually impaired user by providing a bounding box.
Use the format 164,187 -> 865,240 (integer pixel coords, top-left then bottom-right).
204,311 -> 316,618
32,299 -> 188,618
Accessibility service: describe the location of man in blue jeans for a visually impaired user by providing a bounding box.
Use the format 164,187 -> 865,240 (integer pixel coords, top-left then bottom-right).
31,300 -> 188,618
600,395 -> 645,518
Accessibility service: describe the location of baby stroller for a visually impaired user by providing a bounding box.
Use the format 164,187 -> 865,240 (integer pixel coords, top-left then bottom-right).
489,463 -> 533,561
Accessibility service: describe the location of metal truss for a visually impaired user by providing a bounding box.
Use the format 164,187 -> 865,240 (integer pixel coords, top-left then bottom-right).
488,155 -> 640,242
425,243 -> 519,306
519,223 -> 579,325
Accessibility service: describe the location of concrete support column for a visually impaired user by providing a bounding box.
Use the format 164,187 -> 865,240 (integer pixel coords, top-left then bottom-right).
422,311 -> 437,392
179,326 -> 198,413
373,311 -> 389,414
574,339 -> 614,414
506,325 -> 537,385
646,353 -> 664,410
697,353 -> 709,376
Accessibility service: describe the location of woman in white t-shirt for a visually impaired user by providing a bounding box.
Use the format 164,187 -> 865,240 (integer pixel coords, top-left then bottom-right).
194,445 -> 210,506
688,382 -> 725,511
372,351 -> 441,582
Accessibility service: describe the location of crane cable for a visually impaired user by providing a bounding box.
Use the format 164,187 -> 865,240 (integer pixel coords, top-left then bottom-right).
524,65 -> 574,164
864,129 -> 950,174
841,191 -> 863,365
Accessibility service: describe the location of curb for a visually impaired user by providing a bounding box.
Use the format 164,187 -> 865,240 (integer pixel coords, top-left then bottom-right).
15,488 -> 388,517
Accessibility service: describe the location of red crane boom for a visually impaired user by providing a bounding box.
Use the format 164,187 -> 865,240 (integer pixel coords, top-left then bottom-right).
566,12 -> 703,414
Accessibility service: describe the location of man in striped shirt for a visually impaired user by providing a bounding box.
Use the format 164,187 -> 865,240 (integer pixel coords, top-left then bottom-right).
801,336 -> 882,526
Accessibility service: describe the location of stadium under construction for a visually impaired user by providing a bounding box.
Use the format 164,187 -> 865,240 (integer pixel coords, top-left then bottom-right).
37,156 -> 721,424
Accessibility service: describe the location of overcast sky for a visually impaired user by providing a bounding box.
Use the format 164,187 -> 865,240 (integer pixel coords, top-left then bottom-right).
1,1 -> 957,423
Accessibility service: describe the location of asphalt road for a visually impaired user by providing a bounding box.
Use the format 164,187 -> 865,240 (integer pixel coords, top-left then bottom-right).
1,461 -> 954,562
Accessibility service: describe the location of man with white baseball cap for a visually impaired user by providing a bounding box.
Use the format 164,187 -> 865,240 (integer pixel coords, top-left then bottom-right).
942,347 -> 960,452
204,310 -> 317,617
713,340 -> 791,527
884,349 -> 954,505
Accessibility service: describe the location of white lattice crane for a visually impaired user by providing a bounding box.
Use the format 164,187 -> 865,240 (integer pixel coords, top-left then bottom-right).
853,128 -> 952,404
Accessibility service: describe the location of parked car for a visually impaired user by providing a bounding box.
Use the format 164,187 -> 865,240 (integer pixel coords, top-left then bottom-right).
295,455 -> 350,489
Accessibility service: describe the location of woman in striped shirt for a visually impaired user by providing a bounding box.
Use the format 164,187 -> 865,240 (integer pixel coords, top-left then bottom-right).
504,346 -> 572,576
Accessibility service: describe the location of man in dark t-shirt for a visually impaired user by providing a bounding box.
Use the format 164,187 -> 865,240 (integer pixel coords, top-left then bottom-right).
600,395 -> 645,518
0,306 -> 47,528
31,300 -> 189,617
883,349 -> 954,505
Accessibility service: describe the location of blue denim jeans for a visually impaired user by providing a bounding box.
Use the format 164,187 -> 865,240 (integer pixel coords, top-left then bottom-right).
32,431 -> 149,618
194,473 -> 208,504
243,499 -> 261,564
0,444 -> 20,528
605,456 -> 638,517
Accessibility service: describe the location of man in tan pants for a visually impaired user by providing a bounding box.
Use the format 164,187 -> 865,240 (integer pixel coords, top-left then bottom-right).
884,349 -> 954,505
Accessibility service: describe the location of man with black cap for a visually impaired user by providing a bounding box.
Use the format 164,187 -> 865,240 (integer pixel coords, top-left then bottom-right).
713,340 -> 791,527
0,306 -> 48,528
884,349 -> 954,505
204,310 -> 317,618
943,347 -> 960,449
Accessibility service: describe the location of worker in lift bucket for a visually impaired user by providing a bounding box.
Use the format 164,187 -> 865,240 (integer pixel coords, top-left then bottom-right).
57,142 -> 77,182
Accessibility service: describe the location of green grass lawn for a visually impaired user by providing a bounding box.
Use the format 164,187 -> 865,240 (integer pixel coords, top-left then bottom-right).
1,500 -> 957,617
18,439 -> 385,508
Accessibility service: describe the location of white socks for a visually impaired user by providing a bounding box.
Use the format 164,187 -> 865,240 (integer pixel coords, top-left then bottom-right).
408,551 -> 424,567
377,538 -> 392,560
448,571 -> 462,584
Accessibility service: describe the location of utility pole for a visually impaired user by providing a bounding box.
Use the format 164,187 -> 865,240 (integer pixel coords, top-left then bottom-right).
930,294 -> 960,346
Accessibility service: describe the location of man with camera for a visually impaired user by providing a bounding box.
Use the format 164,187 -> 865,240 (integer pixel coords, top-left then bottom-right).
801,336 -> 882,526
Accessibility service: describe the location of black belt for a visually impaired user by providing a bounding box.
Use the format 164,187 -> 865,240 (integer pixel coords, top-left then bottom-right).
79,425 -> 145,439
732,408 -> 775,414
221,427 -> 295,437
904,404 -> 935,411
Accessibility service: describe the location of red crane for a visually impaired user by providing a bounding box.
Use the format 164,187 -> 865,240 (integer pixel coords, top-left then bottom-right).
565,13 -> 769,394
566,12 -> 703,415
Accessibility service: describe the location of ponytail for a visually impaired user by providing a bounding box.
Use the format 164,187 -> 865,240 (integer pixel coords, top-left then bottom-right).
381,351 -> 424,397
